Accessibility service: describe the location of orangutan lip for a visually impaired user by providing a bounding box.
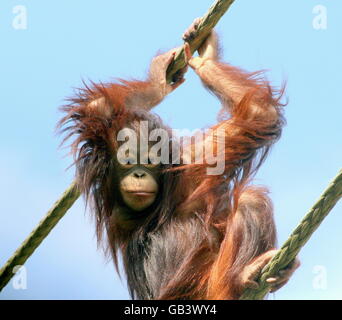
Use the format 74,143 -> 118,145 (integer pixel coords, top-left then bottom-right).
126,191 -> 155,196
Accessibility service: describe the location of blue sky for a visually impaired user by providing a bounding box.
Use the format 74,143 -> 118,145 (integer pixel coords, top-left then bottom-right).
0,0 -> 341,300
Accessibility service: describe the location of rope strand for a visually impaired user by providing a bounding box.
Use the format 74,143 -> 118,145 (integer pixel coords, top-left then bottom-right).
240,169 -> 342,299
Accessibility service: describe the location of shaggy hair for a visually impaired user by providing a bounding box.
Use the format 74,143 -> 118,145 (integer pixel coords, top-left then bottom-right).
58,62 -> 285,299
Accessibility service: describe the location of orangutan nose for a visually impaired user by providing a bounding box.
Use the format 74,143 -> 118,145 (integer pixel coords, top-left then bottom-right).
134,170 -> 146,178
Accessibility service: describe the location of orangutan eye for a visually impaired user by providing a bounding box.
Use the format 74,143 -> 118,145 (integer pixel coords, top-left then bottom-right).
145,156 -> 160,168
119,157 -> 136,168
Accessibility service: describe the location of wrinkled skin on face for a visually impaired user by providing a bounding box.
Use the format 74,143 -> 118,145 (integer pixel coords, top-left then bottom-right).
119,163 -> 160,211
116,129 -> 162,212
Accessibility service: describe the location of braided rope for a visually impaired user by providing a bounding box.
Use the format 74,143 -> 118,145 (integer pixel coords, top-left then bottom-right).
0,182 -> 80,291
166,0 -> 235,82
240,169 -> 342,300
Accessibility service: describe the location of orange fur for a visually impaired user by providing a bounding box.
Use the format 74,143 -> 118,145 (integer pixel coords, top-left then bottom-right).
59,53 -> 285,300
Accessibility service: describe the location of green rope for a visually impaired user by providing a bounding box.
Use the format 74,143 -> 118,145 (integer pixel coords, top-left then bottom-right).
166,0 -> 235,83
0,182 -> 80,291
240,169 -> 342,300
